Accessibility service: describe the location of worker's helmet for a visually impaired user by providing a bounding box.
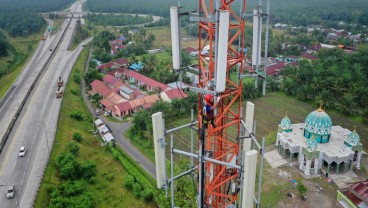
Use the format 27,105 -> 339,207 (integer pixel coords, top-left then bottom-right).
204,94 -> 213,103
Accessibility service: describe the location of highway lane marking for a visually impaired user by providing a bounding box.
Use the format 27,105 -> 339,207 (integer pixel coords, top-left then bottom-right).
19,46 -> 62,208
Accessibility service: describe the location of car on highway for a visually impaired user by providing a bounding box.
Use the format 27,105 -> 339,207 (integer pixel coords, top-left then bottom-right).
19,146 -> 26,157
6,185 -> 15,199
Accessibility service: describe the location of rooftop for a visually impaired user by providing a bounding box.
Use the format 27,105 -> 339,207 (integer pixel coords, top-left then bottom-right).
279,124 -> 354,158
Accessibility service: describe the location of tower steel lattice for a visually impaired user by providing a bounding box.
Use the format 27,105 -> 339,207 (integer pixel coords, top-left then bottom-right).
197,1 -> 246,207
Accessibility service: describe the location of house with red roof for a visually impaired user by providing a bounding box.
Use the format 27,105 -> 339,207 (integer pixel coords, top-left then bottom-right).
89,80 -> 114,98
307,43 -> 322,54
337,180 -> 368,208
110,43 -> 126,55
114,58 -> 129,67
300,53 -> 318,61
123,69 -> 169,92
114,101 -> 132,117
98,62 -> 116,72
114,94 -> 159,117
160,88 -> 188,102
103,74 -> 118,87
247,61 -> 286,76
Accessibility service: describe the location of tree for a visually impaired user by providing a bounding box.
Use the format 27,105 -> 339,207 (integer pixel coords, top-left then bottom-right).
132,109 -> 150,133
84,69 -> 102,85
171,98 -> 183,115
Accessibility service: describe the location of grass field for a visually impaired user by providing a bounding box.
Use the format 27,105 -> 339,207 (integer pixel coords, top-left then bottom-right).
34,46 -> 155,208
146,27 -> 198,49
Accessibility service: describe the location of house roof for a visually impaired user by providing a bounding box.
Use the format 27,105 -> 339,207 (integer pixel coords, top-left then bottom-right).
90,80 -> 114,97
185,47 -> 197,53
287,55 -> 299,59
341,180 -> 368,206
118,35 -> 126,41
142,103 -> 153,109
289,62 -> 299,67
99,62 -> 115,71
301,53 -> 317,60
120,86 -> 134,94
114,58 -> 129,66
350,180 -> 368,203
266,62 -> 286,76
130,97 -> 146,107
109,39 -> 123,45
167,81 -> 190,89
309,43 -> 321,52
125,69 -> 168,90
107,92 -> 126,104
143,94 -> 160,103
129,62 -> 144,71
116,101 -> 133,112
100,98 -> 115,108
163,88 -> 188,100
113,80 -> 124,89
103,74 -> 118,85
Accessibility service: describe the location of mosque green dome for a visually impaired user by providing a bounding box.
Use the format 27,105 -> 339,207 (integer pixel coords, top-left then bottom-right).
280,116 -> 291,129
346,130 -> 360,146
306,137 -> 318,152
304,108 -> 332,136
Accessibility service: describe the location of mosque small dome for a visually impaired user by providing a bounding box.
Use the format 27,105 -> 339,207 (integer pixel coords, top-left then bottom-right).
306,137 -> 318,152
304,107 -> 332,136
346,129 -> 360,146
280,115 -> 291,129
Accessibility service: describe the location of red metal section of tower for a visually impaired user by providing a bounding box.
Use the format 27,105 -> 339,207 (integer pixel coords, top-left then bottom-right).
197,0 -> 246,207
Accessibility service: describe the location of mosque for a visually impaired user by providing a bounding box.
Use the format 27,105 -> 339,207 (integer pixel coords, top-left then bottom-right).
275,106 -> 363,177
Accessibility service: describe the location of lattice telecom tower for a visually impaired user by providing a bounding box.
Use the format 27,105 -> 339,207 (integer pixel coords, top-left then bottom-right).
152,0 -> 269,207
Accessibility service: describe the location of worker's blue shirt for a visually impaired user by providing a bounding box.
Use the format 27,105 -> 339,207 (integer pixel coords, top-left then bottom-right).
204,103 -> 214,119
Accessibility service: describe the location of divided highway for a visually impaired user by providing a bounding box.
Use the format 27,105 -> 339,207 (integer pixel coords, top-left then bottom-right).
0,1 -> 91,207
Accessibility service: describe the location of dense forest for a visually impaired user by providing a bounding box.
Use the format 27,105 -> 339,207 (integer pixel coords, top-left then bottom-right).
0,0 -> 74,36
86,13 -> 151,27
0,12 -> 45,37
86,0 -> 368,27
0,0 -> 74,12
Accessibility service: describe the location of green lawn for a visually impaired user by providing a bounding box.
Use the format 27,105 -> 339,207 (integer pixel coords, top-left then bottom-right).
146,27 -> 198,49
35,46 -> 156,208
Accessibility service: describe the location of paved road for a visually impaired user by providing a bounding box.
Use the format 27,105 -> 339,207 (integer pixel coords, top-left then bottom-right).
0,1 -> 90,207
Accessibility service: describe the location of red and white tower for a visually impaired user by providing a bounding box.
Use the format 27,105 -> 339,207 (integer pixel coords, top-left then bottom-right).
196,1 -> 246,207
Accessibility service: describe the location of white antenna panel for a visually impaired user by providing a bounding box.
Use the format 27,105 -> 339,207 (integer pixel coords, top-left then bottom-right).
215,10 -> 230,93
152,112 -> 166,188
170,7 -> 181,70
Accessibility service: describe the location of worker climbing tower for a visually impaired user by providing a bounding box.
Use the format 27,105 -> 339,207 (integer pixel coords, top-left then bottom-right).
196,0 -> 245,207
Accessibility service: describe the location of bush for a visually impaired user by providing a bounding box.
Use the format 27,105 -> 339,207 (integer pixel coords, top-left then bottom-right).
105,175 -> 115,181
124,175 -> 135,189
73,73 -> 81,84
141,188 -> 154,202
88,176 -> 97,184
65,141 -> 79,156
72,132 -> 83,142
133,183 -> 142,198
70,88 -> 79,95
81,160 -> 97,179
297,180 -> 307,197
70,111 -> 84,120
